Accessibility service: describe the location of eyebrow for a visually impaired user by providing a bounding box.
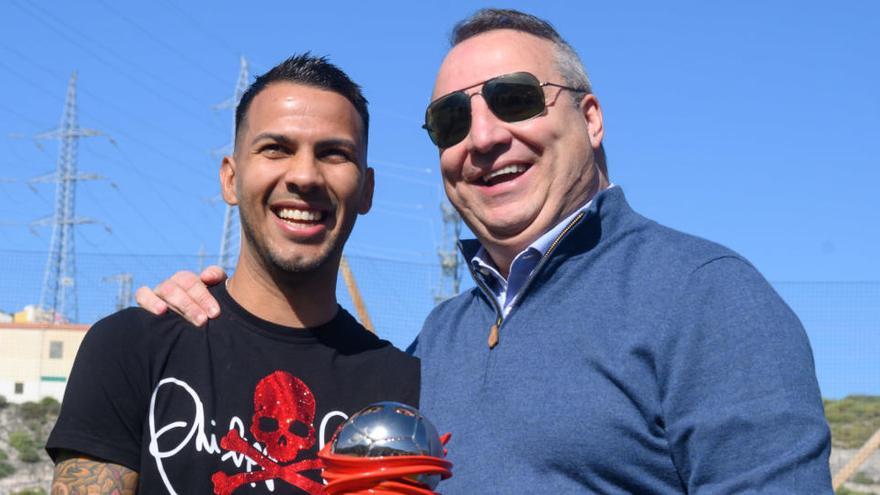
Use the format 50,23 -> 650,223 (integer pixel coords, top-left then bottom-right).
249,133 -> 359,150
250,132 -> 294,147
315,138 -> 359,151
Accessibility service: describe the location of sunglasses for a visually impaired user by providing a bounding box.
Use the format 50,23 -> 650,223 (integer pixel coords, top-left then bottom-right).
422,71 -> 587,148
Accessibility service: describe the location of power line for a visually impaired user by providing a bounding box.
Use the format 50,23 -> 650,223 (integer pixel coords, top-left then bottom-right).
8,0 -> 220,111
102,143 -> 218,251
80,139 -> 215,203
8,1 -> 226,132
369,158 -> 435,175
155,0 -> 242,58
374,169 -> 436,187
73,209 -> 167,279
0,101 -> 50,129
373,199 -> 426,210
81,137 -> 219,238
80,182 -> 181,256
0,56 -> 217,182
0,42 -> 225,152
95,0 -> 228,86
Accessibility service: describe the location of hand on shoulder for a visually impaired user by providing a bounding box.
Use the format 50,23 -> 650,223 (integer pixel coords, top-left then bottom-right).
134,265 -> 226,326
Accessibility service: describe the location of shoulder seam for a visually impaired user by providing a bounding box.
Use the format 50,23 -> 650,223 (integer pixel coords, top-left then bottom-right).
691,254 -> 754,276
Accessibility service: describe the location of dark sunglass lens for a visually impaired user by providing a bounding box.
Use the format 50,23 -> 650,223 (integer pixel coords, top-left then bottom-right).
484,74 -> 545,123
426,92 -> 472,148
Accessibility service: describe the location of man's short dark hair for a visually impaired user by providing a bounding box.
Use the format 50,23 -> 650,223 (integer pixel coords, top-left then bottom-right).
235,53 -> 369,147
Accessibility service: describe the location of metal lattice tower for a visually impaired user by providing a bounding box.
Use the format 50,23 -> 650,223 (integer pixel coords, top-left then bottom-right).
32,72 -> 105,323
103,273 -> 133,312
217,56 -> 249,273
197,243 -> 206,273
433,200 -> 463,304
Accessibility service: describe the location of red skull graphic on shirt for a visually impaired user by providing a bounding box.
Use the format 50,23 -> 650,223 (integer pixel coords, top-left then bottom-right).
251,370 -> 317,463
212,371 -> 325,494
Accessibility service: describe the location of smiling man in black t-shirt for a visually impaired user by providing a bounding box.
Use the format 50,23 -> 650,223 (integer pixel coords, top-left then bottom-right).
46,54 -> 419,495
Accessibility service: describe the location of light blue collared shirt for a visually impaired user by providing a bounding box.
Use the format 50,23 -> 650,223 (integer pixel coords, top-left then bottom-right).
470,185 -> 614,315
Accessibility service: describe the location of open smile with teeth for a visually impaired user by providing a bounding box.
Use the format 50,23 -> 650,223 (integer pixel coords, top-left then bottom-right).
275,207 -> 326,225
481,164 -> 529,186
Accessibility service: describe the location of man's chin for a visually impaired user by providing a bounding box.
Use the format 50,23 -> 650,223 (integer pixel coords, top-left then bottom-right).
252,242 -> 338,278
479,219 -> 536,244
268,253 -> 332,275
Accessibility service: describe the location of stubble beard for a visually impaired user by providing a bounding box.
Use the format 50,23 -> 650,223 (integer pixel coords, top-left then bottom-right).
239,209 -> 340,281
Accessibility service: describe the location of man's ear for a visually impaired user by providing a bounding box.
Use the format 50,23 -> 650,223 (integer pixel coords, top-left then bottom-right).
581,94 -> 604,151
220,155 -> 238,206
358,166 -> 374,215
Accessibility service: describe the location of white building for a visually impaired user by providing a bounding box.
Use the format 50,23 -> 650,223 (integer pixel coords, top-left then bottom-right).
0,322 -> 89,403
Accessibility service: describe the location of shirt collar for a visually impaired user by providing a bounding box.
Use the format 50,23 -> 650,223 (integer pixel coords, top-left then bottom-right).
470,184 -> 615,275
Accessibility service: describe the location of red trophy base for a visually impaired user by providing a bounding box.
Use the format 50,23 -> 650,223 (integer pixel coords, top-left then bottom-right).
319,433 -> 453,495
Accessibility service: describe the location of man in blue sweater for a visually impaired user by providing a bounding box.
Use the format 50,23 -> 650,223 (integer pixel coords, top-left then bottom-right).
137,8 -> 832,493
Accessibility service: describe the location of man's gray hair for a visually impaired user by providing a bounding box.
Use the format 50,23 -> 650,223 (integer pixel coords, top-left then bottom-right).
450,8 -> 593,97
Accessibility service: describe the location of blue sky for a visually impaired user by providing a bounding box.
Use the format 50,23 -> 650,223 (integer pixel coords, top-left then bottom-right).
0,1 -> 877,397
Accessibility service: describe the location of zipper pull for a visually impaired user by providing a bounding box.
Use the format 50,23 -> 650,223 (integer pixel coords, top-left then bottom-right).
488,323 -> 499,349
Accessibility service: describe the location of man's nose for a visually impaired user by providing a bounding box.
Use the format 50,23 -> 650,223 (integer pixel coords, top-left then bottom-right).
466,96 -> 512,154
284,154 -> 324,191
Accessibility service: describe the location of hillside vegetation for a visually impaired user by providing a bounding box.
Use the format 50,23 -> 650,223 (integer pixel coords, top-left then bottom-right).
825,395 -> 880,449
0,395 -> 57,492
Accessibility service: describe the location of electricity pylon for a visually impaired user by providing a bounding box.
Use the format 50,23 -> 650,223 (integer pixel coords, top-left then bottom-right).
433,200 -> 463,304
217,56 -> 249,273
103,273 -> 133,312
30,72 -> 106,323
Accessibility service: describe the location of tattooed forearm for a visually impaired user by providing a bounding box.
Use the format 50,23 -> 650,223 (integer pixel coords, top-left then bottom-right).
51,451 -> 138,495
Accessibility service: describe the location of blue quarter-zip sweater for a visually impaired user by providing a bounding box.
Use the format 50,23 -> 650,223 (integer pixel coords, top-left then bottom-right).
410,187 -> 831,494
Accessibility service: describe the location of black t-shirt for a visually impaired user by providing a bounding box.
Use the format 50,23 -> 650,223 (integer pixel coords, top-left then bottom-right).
47,284 -> 420,494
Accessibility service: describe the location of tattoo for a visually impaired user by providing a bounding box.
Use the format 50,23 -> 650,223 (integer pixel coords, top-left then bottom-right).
51,451 -> 138,495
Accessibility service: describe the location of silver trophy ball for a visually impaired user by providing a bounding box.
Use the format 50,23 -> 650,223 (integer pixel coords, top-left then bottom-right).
331,401 -> 444,489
